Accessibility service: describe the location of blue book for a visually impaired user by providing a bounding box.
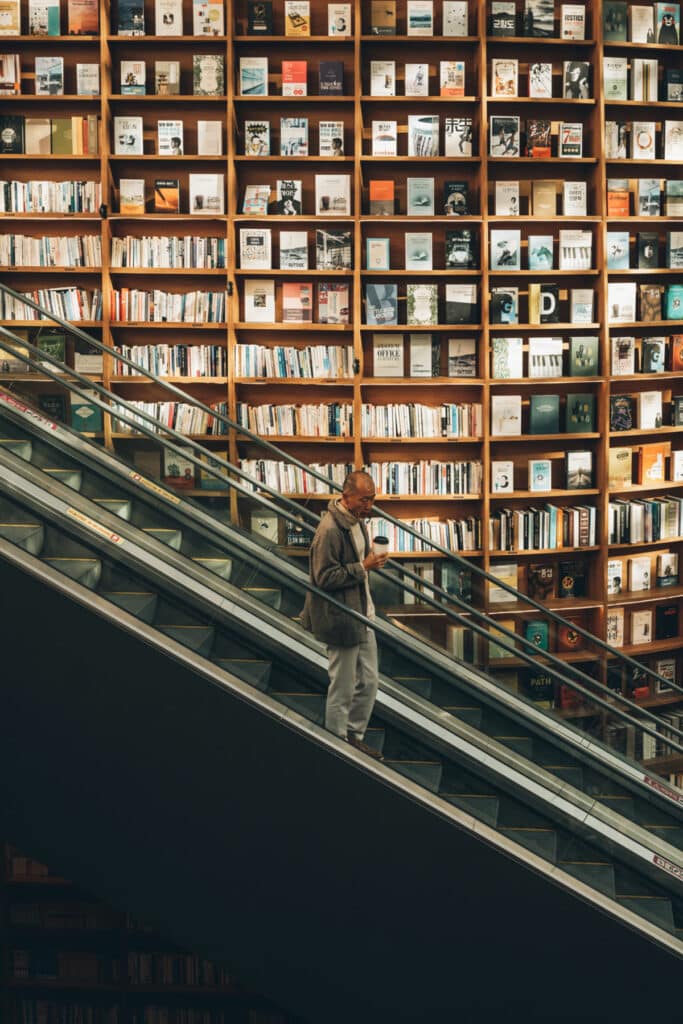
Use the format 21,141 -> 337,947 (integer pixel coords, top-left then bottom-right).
606,231 -> 630,269
665,283 -> 683,319
365,283 -> 398,325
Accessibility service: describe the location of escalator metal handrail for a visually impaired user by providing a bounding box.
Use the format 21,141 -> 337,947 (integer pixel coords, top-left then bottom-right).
0,282 -> 675,694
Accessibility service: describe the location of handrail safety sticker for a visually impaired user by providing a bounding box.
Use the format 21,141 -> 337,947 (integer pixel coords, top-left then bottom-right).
66,507 -> 124,545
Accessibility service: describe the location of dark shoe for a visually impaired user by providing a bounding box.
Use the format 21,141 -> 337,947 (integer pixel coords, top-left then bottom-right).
348,735 -> 384,761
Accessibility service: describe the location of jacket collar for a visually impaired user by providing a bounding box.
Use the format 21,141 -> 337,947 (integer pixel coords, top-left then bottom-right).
328,497 -> 358,530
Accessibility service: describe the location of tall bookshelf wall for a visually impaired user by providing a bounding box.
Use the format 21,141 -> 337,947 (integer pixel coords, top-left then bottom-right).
3,0 -> 683,763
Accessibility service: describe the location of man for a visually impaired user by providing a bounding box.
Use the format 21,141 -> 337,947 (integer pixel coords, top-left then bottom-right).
301,471 -> 387,759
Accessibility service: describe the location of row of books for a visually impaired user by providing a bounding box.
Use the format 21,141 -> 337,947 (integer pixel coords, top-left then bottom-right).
0,0 -> 98,35
359,402 -> 483,439
604,57 -> 681,103
239,458 -> 352,493
240,228 -> 351,270
242,176 -> 350,217
608,494 -> 683,543
109,289 -> 227,323
490,393 -> 595,436
117,0 -> 225,35
610,390 -> 672,431
489,228 -> 591,271
246,0 -> 471,37
608,603 -> 679,647
110,235 -> 226,269
0,287 -> 101,321
372,335 -> 475,378
112,344 -> 228,378
490,58 -> 591,98
609,441 -> 683,488
368,59 -> 465,98
602,1 -> 681,44
243,280 -> 349,324
492,336 -> 598,379
112,400 -> 228,435
490,559 -> 585,603
492,452 -> 593,493
112,115 -> 222,157
490,504 -> 598,551
0,115 -> 99,155
605,119 -> 683,162
366,459 -> 483,495
608,282 -> 683,324
234,343 -> 354,379
127,953 -> 232,988
607,178 -> 683,217
368,116 -> 473,159
0,55 -> 101,96
0,234 -> 102,267
366,515 -> 481,552
608,551 -> 678,594
607,229 -> 683,270
612,335 -> 683,375
236,401 -> 353,437
244,117 -> 346,158
120,176 -> 225,216
0,179 -> 102,214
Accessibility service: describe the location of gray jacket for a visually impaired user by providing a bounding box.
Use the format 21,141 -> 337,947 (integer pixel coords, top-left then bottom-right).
300,499 -> 370,647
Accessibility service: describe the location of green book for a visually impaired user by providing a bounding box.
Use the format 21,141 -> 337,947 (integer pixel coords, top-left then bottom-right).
50,117 -> 73,154
37,332 -> 66,369
524,620 -> 550,651
565,393 -> 595,433
529,394 -> 560,434
70,392 -> 103,433
569,336 -> 599,376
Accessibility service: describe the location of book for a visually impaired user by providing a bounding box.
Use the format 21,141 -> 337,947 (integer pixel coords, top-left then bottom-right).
629,4 -> 655,40
193,54 -> 224,96
605,121 -> 628,160
315,174 -> 350,215
155,0 -> 182,33
531,180 -> 556,217
247,0 -> 272,32
280,116 -> 308,156
664,67 -> 683,101
370,0 -> 396,34
657,553 -> 679,587
608,282 -> 636,324
119,178 -> 145,215
370,60 -> 395,96
76,63 -> 99,95
491,59 -> 518,97
277,178 -> 303,215
607,178 -> 630,217
490,229 -> 520,270
490,0 -> 516,34
529,394 -> 560,434
666,284 -> 683,319
444,118 -> 472,157
492,460 -> 515,493
118,0 -> 145,33
565,393 -> 595,433
607,231 -> 630,270
558,229 -> 592,271
558,122 -> 583,157
405,62 -> 429,97
566,450 -> 593,489
556,616 -> 586,652
610,395 -> 635,431
630,609 -> 653,646
666,231 -> 683,269
527,563 -> 554,599
492,336 -> 523,378
154,61 -> 180,95
406,283 -> 438,326
114,116 -> 143,155
365,283 -> 398,325
319,60 -> 344,95
638,390 -> 663,428
373,335 -> 404,377
37,331 -> 66,371
572,286 -> 595,322
239,228 -> 272,269
639,283 -> 663,322
563,181 -> 587,216
24,117 -> 51,154
188,172 -> 224,214
528,236 -> 554,270
244,120 -> 270,156
318,282 -> 349,324
71,390 -> 102,433
29,0 -> 59,34
408,115 -> 439,157
664,120 -> 683,161
529,458 -> 552,491
525,620 -> 550,650
369,179 -> 394,215
372,119 -> 397,157
442,0 -> 468,35
490,115 -> 520,157
488,561 -> 519,603
405,232 -> 433,271
558,559 -> 586,597
244,279 -> 275,322
445,283 -> 477,324
157,119 -> 183,156
448,338 -> 476,377
637,439 -> 668,482
319,121 -> 344,158
631,121 -> 656,160
197,120 -> 222,156
495,181 -> 520,216
68,0 -> 98,32
285,0 -> 310,34
632,58 -> 659,102
528,283 -> 559,324
656,603 -> 679,639
240,56 -> 268,96
523,0 -> 554,35
282,59 -> 307,97
407,0 -> 433,34
35,56 -> 64,95
666,180 -> 683,216
280,230 -> 308,270
603,56 -> 628,100
529,336 -> 562,378
607,558 -> 624,595
328,3 -> 351,34
526,119 -> 551,158
242,183 -> 271,215
490,288 -> 518,324
153,178 -> 179,212
561,3 -> 585,37
443,180 -> 468,216
491,394 -> 522,436
409,333 -> 436,376
445,230 -> 476,269
569,336 -> 598,376
528,62 -> 553,98
192,0 -> 223,35
656,1 -> 680,42
606,607 -> 624,647
316,229 -> 351,269
563,60 -> 590,99
603,0 -> 627,39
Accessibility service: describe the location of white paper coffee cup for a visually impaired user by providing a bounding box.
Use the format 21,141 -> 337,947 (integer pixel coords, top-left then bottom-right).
372,536 -> 390,555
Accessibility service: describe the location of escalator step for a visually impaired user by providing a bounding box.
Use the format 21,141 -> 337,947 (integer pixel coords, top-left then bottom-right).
499,827 -> 558,862
270,692 -> 325,723
384,760 -> 443,793
101,591 -> 158,623
213,658 -> 272,690
492,735 -> 534,758
642,826 -> 683,847
0,521 -> 44,555
392,676 -> 433,700
616,896 -> 675,933
43,557 -> 101,590
538,765 -> 584,789
92,498 -> 132,521
591,795 -> 635,820
243,587 -> 282,611
0,438 -> 32,460
157,624 -> 215,656
43,468 -> 83,491
442,706 -> 483,730
558,861 -> 616,898
142,527 -> 183,550
364,728 -> 385,754
440,793 -> 500,828
192,557 -> 233,580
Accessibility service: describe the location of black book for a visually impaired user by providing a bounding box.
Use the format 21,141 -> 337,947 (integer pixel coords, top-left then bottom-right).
319,60 -> 344,95
38,393 -> 67,423
641,337 -> 666,373
637,232 -> 659,269
490,1 -> 516,35
443,180 -> 469,216
664,67 -> 683,102
603,1 -> 628,40
656,603 -> 679,640
523,0 -> 555,37
558,559 -> 586,598
521,668 -> 554,707
445,230 -> 476,268
526,119 -> 551,157
609,394 -> 635,431
0,115 -> 24,153
247,0 -> 273,33
541,283 -> 559,323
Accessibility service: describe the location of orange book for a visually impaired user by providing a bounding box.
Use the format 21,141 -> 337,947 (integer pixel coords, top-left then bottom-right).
368,179 -> 394,214
607,184 -> 630,216
154,178 -> 180,213
671,334 -> 683,371
67,0 -> 99,34
637,440 -> 670,484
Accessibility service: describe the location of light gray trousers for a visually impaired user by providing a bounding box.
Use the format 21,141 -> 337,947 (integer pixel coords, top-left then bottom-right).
325,628 -> 379,740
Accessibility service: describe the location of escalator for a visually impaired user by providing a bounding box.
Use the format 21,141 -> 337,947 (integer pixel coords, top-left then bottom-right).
3,307 -> 683,1019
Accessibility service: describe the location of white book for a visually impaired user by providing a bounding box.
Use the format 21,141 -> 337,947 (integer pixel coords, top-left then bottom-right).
279,230 -> 308,269
114,116 -> 143,155
120,59 -> 145,93
76,63 -> 100,95
407,283 -> 438,325
189,172 -> 224,214
631,58 -> 659,101
606,607 -> 624,647
240,228 -> 272,269
192,0 -> 224,35
328,3 -> 351,35
373,335 -> 404,377
370,60 -> 395,96
29,0 -> 59,34
407,177 -> 434,216
490,229 -> 521,270
528,62 -> 552,98
560,3 -> 585,38
244,120 -> 270,156
628,555 -> 651,591
372,120 -> 397,156
629,5 -> 654,42
405,63 -> 429,96
603,56 -> 628,100
495,181 -> 520,216
35,55 -> 63,94
558,229 -> 592,270
442,0 -> 468,35
244,280 -> 275,323
280,116 -> 309,156
155,60 -> 180,95
409,333 -> 434,376
240,56 -> 268,96
607,559 -> 623,596
491,58 -> 517,97
631,121 -> 656,160
638,390 -> 663,429
155,0 -> 182,34
664,121 -> 683,161
367,238 -> 390,269
318,120 -> 344,157
492,460 -> 514,493
444,117 -> 472,156
608,281 -> 636,323
491,336 -> 523,378
630,608 -> 652,645
408,114 -> 439,157
119,178 -> 145,213
24,116 -> 51,153
529,458 -> 552,491
528,337 -> 563,378
570,288 -> 594,323
491,394 -> 522,435
197,120 -> 222,155
157,119 -> 184,156
563,180 -> 587,216
440,60 -> 465,96
405,232 -> 433,270
672,449 -> 683,481
314,174 -> 351,215
611,336 -> 635,375
407,0 -> 433,35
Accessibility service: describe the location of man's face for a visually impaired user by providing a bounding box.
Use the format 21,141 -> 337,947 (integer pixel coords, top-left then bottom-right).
342,480 -> 376,518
